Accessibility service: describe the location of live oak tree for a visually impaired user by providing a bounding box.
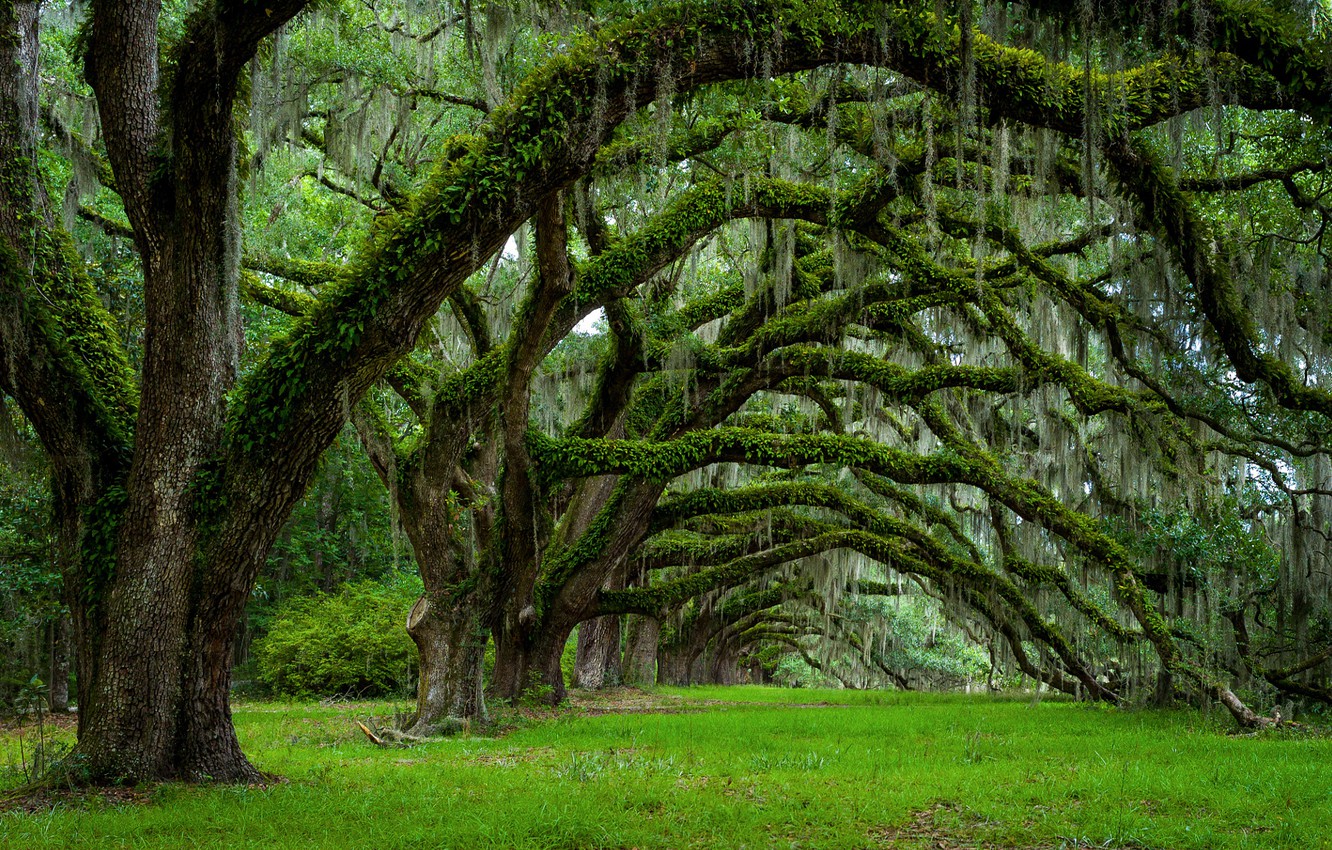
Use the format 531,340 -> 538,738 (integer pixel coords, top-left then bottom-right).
270,1 -> 1332,724
3,0 -> 1331,783
432,45 -> 1332,720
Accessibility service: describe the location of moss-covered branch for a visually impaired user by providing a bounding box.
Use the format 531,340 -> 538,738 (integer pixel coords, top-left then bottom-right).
531,427 -> 970,485
1104,136 -> 1332,419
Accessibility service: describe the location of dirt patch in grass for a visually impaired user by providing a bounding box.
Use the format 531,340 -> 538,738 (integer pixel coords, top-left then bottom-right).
0,784 -> 153,815
871,801 -> 1125,849
564,687 -> 853,715
566,687 -> 711,714
473,687 -> 724,730
0,711 -> 78,734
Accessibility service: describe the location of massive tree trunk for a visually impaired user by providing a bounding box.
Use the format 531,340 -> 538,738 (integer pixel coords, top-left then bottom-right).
621,615 -> 660,686
0,0 -> 126,769
0,0 -> 311,783
495,478 -> 664,701
572,614 -> 622,689
657,643 -> 693,686
572,567 -> 626,689
54,0 -> 303,782
353,402 -> 493,728
707,635 -> 743,686
405,594 -> 487,733
490,619 -> 573,704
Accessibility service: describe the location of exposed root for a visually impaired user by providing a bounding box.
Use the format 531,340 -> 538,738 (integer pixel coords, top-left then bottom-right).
356,716 -> 470,747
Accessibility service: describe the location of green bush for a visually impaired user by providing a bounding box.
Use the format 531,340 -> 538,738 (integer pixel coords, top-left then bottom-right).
254,577 -> 422,698
561,625 -> 579,686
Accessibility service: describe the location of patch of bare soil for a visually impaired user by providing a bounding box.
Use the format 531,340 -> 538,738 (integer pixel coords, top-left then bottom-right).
0,784 -> 154,815
870,801 -> 1124,849
563,687 -> 853,715
565,687 -> 710,715
0,710 -> 77,734
356,689 -> 713,743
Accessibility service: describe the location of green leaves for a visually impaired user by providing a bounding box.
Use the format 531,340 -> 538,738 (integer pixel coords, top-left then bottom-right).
253,577 -> 423,698
80,484 -> 128,616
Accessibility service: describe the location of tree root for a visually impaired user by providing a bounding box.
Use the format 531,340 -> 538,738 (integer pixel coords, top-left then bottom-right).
356,717 -> 469,747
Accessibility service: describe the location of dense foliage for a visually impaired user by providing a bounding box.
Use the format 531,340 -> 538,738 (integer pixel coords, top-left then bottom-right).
0,454 -> 58,704
254,578 -> 421,698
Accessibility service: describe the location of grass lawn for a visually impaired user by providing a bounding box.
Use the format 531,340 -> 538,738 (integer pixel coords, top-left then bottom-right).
1,687 -> 1329,848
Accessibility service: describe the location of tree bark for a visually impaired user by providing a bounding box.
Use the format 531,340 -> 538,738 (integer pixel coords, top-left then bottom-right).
1,0 -> 131,767
58,0 -> 307,783
657,643 -> 693,686
490,620 -> 572,704
621,615 -> 660,687
572,614 -> 621,689
708,637 -> 742,686
404,594 -> 487,732
352,401 -> 492,727
572,566 -> 626,689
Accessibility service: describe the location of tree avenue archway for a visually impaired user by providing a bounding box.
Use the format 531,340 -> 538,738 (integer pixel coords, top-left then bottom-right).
1,0 -> 1330,782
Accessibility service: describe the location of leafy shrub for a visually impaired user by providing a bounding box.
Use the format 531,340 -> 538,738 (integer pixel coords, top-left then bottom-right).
254,577 -> 422,698
0,467 -> 61,707
561,625 -> 580,686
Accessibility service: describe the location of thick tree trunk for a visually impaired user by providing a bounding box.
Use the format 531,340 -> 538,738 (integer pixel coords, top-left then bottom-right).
490,616 -> 571,703
572,614 -> 621,689
179,599 -> 261,782
74,553 -> 194,780
42,0 -> 311,784
362,413 -> 495,730
657,644 -> 693,686
571,560 -> 626,690
405,595 -> 487,733
71,541 -> 263,782
515,481 -> 663,700
709,639 -> 742,685
621,615 -> 660,686
402,554 -> 491,724
1153,668 -> 1174,707
67,170 -> 258,781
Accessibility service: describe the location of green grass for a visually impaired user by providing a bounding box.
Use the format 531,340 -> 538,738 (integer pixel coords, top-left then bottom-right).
2,688 -> 1329,848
